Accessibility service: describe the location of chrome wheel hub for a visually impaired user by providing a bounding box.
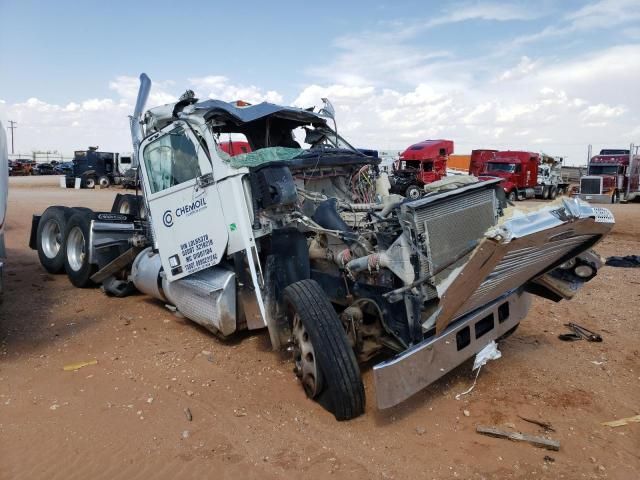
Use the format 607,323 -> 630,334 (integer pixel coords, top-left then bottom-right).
291,314 -> 322,398
66,226 -> 86,272
41,220 -> 62,259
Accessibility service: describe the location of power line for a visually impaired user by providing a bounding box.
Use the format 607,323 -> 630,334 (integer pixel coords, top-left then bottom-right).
7,120 -> 17,155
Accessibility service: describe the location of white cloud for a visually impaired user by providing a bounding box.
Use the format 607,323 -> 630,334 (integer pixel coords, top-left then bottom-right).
188,76 -> 283,104
508,0 -> 640,48
2,75 -> 283,156
81,98 -> 115,111
567,0 -> 640,31
498,56 -> 540,81
429,1 -> 538,26
109,76 -> 177,106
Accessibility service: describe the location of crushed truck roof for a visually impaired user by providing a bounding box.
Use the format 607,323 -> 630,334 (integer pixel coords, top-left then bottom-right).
193,100 -> 327,125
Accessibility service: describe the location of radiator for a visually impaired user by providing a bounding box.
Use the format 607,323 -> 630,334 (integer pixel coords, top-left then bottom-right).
580,176 -> 602,195
401,181 -> 498,276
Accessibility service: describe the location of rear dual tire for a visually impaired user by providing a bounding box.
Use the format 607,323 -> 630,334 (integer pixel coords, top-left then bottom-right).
37,206 -> 73,273
83,176 -> 96,189
63,212 -> 98,288
112,194 -> 146,219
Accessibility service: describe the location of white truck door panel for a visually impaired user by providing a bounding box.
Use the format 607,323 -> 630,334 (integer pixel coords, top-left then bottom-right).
140,124 -> 228,282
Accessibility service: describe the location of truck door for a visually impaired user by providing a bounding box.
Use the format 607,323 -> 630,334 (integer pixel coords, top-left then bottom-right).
139,122 -> 228,282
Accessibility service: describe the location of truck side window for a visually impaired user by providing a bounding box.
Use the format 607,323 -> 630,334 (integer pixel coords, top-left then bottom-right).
143,128 -> 202,193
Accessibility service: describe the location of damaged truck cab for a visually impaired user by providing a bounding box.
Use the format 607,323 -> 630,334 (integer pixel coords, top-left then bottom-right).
31,74 -> 614,420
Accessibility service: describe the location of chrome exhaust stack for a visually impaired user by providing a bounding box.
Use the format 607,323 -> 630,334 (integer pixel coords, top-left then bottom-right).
129,73 -> 151,168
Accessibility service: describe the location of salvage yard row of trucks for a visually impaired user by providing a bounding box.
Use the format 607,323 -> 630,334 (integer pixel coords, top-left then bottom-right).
388,138 -> 639,204
389,139 -> 569,201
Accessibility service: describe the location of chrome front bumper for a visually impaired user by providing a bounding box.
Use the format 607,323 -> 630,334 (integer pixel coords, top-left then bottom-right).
373,289 -> 531,409
576,193 -> 612,204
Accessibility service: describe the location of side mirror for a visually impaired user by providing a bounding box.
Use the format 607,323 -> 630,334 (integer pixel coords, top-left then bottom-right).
318,98 -> 336,120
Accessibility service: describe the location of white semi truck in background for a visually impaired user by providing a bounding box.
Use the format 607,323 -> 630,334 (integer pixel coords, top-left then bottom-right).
29,74 -> 614,419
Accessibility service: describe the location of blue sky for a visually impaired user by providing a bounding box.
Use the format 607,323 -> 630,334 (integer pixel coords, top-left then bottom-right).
1,0 -> 639,164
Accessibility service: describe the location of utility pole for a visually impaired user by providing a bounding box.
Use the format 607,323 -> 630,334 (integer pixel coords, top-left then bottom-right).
7,120 -> 17,155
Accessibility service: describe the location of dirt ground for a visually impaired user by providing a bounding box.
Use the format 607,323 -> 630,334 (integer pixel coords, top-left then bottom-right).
1,177 -> 638,479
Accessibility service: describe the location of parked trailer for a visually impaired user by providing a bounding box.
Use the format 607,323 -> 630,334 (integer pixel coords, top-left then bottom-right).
30,74 -> 614,420
575,146 -> 640,204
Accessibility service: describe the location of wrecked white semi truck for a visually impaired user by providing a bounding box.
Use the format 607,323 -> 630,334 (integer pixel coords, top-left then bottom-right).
30,74 -> 614,420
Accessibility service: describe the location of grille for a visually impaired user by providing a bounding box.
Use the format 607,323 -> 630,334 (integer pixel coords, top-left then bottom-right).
459,234 -> 596,314
580,177 -> 602,195
591,207 -> 615,223
409,188 -> 497,274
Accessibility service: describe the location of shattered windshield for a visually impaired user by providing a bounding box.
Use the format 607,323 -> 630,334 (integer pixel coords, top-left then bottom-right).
589,165 -> 619,175
485,162 -> 517,173
210,118 -> 364,169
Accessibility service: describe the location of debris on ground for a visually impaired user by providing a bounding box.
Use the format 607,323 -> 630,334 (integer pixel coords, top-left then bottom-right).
184,407 -> 192,421
558,322 -> 602,342
518,415 -> 555,432
63,359 -> 98,371
476,425 -> 560,451
605,255 -> 640,268
601,414 -> 640,427
456,341 -> 502,400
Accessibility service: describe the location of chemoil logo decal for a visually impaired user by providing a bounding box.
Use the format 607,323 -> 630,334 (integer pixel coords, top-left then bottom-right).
162,210 -> 174,227
162,198 -> 207,228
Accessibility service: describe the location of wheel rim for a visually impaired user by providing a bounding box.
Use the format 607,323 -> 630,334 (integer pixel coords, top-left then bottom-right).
408,188 -> 420,200
41,219 -> 62,259
291,313 -> 322,398
99,178 -> 109,187
66,226 -> 86,272
86,178 -> 95,188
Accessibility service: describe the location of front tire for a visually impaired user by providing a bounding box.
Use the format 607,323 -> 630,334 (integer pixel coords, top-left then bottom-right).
64,212 -> 97,288
507,190 -> 517,202
405,184 -> 421,200
37,206 -> 73,273
283,280 -> 365,421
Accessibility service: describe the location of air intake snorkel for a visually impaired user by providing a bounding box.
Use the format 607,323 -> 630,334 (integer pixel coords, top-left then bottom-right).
130,73 -> 151,168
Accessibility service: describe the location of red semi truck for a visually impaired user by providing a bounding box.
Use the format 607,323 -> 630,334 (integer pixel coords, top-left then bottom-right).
471,150 -> 569,201
576,147 -> 640,204
469,149 -> 498,177
390,139 -> 453,199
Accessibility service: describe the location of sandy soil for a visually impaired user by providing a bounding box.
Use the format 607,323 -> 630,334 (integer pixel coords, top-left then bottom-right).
1,178 -> 638,479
